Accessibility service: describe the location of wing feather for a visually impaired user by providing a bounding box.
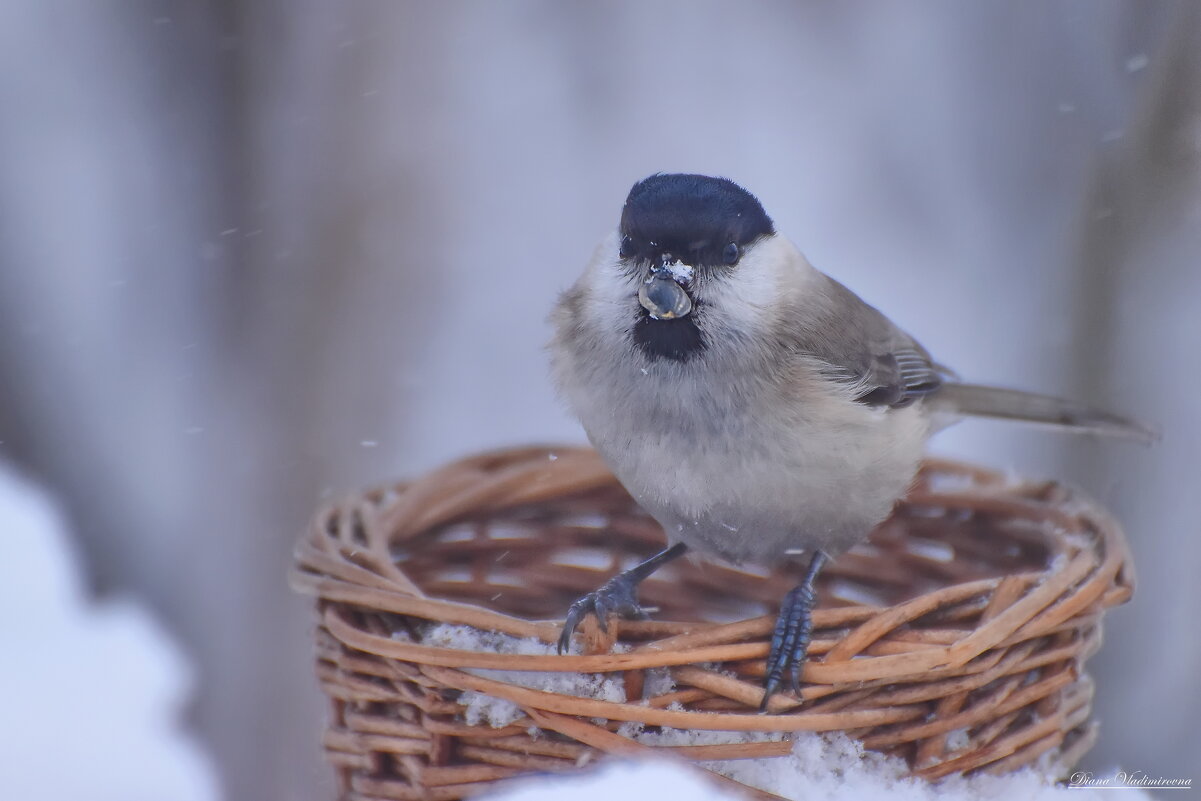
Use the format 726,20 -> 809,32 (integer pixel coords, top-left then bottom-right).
793,275 -> 945,409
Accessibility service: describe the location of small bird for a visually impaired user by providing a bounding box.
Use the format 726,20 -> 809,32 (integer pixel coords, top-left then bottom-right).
549,173 -> 1153,710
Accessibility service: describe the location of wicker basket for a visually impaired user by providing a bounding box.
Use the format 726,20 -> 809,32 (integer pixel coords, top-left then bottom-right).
291,446 -> 1134,800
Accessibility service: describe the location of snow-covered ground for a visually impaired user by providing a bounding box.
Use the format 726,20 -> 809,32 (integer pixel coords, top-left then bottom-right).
0,462 -> 222,801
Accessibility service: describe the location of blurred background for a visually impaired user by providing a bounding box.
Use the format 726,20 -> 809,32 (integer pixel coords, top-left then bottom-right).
2,2 -> 1199,799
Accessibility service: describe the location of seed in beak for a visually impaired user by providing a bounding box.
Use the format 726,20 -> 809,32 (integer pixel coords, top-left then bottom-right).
638,276 -> 693,320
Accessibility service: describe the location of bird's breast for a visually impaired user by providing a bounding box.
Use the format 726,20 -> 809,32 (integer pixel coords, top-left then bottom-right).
581,366 -> 930,565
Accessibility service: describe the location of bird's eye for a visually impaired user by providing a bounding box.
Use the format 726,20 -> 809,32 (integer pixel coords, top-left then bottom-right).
722,242 -> 740,264
619,235 -> 636,259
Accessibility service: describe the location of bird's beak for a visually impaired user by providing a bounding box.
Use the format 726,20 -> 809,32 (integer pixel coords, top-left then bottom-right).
638,264 -> 693,320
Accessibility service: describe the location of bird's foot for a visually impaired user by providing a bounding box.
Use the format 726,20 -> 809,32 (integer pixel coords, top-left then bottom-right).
760,549 -> 829,712
760,583 -> 817,711
557,573 -> 648,654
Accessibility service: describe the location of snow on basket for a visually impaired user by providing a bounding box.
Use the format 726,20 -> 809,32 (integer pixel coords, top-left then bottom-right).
291,446 -> 1133,800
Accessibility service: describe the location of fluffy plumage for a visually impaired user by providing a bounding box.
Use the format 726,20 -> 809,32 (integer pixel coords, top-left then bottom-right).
549,174 -> 1153,704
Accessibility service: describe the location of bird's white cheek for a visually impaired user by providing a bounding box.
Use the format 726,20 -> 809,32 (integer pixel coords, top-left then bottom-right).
713,267 -> 775,328
566,233 -> 637,326
582,261 -> 638,325
700,236 -> 807,332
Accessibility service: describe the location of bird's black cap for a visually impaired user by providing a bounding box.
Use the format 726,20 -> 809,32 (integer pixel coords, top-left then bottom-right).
620,174 -> 774,266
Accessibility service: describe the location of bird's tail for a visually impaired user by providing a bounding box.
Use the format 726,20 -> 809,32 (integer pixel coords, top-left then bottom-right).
931,383 -> 1159,443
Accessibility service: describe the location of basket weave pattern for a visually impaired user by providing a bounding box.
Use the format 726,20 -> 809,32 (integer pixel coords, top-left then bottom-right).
292,446 -> 1133,800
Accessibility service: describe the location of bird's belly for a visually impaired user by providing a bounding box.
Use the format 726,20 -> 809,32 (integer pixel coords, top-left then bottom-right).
592,404 -> 928,565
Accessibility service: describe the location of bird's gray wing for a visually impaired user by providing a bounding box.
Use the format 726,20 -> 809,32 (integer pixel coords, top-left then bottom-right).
787,275 -> 1156,440
793,276 -> 946,409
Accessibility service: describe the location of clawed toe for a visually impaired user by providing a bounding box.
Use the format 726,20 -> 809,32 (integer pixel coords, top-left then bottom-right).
556,577 -> 644,654
557,544 -> 688,655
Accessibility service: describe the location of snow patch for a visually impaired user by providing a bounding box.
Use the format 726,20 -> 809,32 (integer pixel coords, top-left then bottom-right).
422,624 -> 675,728
0,462 -> 221,801
485,759 -> 740,800
663,260 -> 694,282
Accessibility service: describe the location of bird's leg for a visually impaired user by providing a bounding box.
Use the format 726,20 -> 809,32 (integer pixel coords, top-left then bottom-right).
761,549 -> 829,711
557,542 -> 688,654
